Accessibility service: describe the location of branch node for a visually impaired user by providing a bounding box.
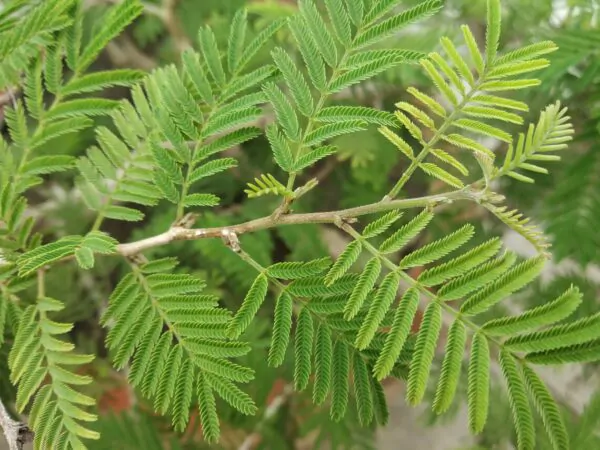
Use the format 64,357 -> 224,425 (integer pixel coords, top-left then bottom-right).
333,215 -> 356,229
221,229 -> 241,253
173,212 -> 198,229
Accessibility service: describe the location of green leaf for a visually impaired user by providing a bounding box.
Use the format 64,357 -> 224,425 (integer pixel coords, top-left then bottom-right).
299,0 -> 338,67
227,9 -> 247,74
488,59 -> 550,78
344,257 -> 381,320
313,325 -> 333,405
504,312 -> 600,353
244,174 -> 291,198
236,18 -> 286,74
267,258 -> 331,280
293,145 -> 337,171
421,56 -> 458,105
463,106 -> 523,124
370,376 -> 389,425
379,209 -> 434,254
272,47 -> 313,117
294,307 -> 314,391
467,333 -> 490,433
500,351 -> 535,450
316,106 -> 395,126
30,117 -> 93,150
418,238 -> 502,286
329,58 -> 403,93
182,49 -> 214,104
263,82 -> 300,141
75,247 -> 95,270
198,26 -> 226,86
269,292 -> 294,367
44,38 -> 63,95
208,374 -> 257,416
330,341 -> 349,421
373,288 -> 419,380
438,251 -> 517,301
440,37 -> 475,86
289,16 -> 327,91
326,0 -> 352,46
141,258 -> 180,274
353,354 -> 373,426
406,302 -> 441,405
407,86 -> 447,117
194,128 -> 260,163
442,133 -> 495,158
479,79 -> 541,92
344,49 -> 424,68
354,0 -> 443,49
280,275 -> 359,299
355,272 -> 400,350
364,0 -> 398,24
432,321 -> 466,414
266,125 -> 294,172
462,25 -> 484,76
362,211 -> 403,239
46,99 -> 120,120
223,65 -> 277,101
400,224 -> 474,268
521,365 -> 569,450
104,205 -> 144,222
485,0 -> 502,65
18,237 -> 82,276
22,156 -> 75,175
525,340 -> 600,365
461,256 -> 545,316
345,0 -> 363,25
473,94 -> 528,111
305,121 -> 367,146
227,274 -> 269,339
24,58 -> 43,120
196,372 -> 220,443
325,240 -> 362,286
77,0 -> 143,73
190,158 -> 238,184
496,41 -> 557,65
182,194 -> 220,207
61,70 -> 144,96
483,287 -> 582,336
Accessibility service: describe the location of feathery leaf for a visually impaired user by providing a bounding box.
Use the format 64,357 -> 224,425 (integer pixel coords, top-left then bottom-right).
483,287 -> 582,336
433,320 -> 466,414
467,333 -> 490,434
500,351 -> 535,450
373,288 -> 419,380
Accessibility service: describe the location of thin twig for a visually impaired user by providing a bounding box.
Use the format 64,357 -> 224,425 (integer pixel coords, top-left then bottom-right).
0,398 -> 32,450
117,188 -> 483,256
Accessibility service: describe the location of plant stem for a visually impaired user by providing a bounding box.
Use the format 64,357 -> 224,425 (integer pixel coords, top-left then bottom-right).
117,188 -> 479,256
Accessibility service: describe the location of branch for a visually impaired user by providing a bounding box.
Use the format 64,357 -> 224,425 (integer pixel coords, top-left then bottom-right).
0,398 -> 32,450
118,188 -> 482,256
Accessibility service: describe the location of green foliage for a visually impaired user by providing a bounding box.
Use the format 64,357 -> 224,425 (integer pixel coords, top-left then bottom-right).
545,149 -> 600,265
1,0 -> 599,448
101,261 -> 255,436
9,297 -> 98,448
244,174 -> 292,199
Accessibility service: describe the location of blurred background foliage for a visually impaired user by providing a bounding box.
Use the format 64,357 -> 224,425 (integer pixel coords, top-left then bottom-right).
1,0 -> 599,448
